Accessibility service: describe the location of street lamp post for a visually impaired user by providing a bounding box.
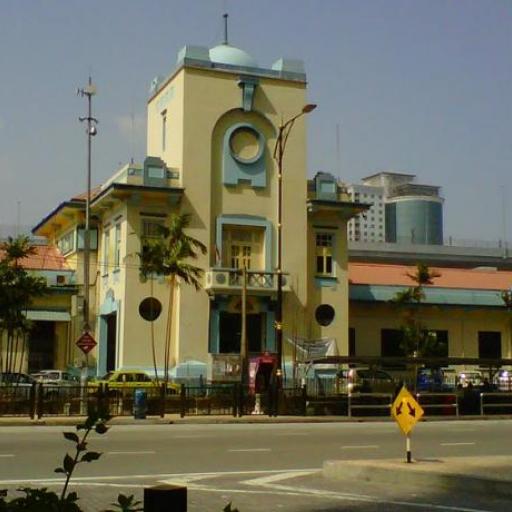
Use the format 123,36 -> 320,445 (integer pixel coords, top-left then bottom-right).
273,104 -> 317,373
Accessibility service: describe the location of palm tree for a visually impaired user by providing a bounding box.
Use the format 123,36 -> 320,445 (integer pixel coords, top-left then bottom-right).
139,240 -> 166,386
392,263 -> 441,357
139,213 -> 207,385
392,263 -> 441,390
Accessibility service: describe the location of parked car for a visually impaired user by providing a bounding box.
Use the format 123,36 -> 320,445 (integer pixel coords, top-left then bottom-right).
493,369 -> 512,391
456,371 -> 483,389
31,370 -> 78,387
0,373 -> 35,400
0,372 -> 35,388
90,370 -> 179,394
337,368 -> 396,394
417,368 -> 448,392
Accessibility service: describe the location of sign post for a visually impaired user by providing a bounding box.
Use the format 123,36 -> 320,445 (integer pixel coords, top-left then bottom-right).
391,386 -> 424,463
76,332 -> 97,415
76,331 -> 97,355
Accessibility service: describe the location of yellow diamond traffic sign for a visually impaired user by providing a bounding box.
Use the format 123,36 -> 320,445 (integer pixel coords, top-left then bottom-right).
391,386 -> 424,435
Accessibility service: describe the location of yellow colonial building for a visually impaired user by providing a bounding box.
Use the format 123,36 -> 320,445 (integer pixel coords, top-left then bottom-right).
33,39 -> 361,382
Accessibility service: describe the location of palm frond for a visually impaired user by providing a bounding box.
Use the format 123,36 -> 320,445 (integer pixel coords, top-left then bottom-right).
138,213 -> 206,288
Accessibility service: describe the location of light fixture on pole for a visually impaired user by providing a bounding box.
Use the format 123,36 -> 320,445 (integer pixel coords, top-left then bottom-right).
78,77 -> 98,334
273,103 -> 317,372
77,78 -> 98,396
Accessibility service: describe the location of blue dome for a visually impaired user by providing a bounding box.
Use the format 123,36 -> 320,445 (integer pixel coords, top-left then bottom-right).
209,44 -> 258,68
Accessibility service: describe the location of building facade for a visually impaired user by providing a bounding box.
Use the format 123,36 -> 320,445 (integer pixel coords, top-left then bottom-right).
348,242 -> 512,370
346,184 -> 385,243
33,40 -> 362,382
0,243 -> 76,374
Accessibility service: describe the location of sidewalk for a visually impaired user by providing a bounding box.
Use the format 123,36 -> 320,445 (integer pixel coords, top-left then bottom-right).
0,413 -> 511,427
0,414 -> 373,427
324,455 -> 512,499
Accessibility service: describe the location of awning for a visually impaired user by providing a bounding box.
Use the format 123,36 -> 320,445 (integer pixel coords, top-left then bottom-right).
25,310 -> 71,322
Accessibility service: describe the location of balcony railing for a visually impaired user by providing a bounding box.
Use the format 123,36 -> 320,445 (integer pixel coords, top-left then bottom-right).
205,268 -> 289,294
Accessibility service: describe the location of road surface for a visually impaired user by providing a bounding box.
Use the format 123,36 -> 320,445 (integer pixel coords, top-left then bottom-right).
0,420 -> 510,511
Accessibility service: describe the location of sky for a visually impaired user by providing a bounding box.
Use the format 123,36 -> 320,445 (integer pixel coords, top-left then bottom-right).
0,0 -> 511,243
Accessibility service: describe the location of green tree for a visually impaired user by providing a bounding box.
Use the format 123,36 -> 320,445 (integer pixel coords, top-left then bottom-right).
0,236 -> 47,374
391,263 -> 445,391
392,263 -> 442,358
139,213 -> 206,384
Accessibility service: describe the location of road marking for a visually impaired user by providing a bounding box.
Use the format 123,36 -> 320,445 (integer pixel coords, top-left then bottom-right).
107,450 -> 156,455
0,455 -> 14,458
259,482 -> 493,512
242,470 -> 317,486
440,442 -> 476,446
228,448 -> 271,452
274,432 -> 309,437
173,435 -> 213,439
0,471 -> 492,512
340,445 -> 379,449
0,468 -> 321,485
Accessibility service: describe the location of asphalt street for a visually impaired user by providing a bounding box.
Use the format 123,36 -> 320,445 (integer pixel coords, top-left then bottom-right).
0,420 -> 511,511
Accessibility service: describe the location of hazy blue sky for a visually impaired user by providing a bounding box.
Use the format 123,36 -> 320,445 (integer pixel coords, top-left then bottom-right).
1,0 -> 511,242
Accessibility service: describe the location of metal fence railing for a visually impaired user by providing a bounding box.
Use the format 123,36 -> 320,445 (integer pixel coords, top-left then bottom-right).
415,392 -> 459,417
348,393 -> 392,417
480,393 -> 512,416
0,385 -> 35,417
3,383 -> 512,418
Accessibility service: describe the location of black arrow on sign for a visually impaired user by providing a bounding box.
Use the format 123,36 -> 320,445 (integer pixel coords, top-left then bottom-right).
396,402 -> 403,415
407,402 -> 416,417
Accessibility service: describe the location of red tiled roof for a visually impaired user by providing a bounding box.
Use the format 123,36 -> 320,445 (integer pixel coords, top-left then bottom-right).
71,186 -> 102,201
0,245 -> 69,271
348,262 -> 512,291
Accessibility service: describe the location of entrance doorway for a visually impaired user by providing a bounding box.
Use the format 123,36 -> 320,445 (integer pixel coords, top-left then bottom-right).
28,321 -> 55,372
106,313 -> 117,372
218,312 -> 264,353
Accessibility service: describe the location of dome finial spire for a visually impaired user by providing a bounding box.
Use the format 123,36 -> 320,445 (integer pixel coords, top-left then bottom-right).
223,13 -> 229,45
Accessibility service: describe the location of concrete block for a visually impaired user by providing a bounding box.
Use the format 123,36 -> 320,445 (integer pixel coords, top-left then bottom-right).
144,484 -> 187,511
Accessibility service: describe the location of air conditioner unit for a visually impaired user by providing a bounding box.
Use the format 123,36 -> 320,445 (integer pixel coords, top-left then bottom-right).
205,270 -> 232,290
213,270 -> 232,289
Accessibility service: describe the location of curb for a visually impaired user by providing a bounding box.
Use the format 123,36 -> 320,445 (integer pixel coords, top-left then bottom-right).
1,414 -> 512,427
323,458 -> 512,498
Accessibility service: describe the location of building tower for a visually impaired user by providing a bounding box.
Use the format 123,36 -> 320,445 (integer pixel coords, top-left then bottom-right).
348,171 -> 444,246
146,37 -> 310,379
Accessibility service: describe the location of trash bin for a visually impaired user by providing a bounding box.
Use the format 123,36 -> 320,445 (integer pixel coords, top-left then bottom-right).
133,388 -> 147,419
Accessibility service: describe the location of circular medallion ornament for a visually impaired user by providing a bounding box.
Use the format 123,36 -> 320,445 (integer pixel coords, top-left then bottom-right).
229,126 -> 263,164
139,297 -> 162,322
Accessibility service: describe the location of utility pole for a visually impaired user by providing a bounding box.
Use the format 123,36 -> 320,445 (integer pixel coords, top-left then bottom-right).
78,77 -> 98,334
240,266 -> 248,385
77,78 -> 98,397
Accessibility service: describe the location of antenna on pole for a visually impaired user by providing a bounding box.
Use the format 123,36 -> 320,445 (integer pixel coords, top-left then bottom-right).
223,13 -> 229,45
336,123 -> 341,180
130,103 -> 135,164
502,185 -> 508,258
16,201 -> 21,237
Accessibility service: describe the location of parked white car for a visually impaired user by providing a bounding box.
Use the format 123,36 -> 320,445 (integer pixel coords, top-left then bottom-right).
31,370 -> 78,387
